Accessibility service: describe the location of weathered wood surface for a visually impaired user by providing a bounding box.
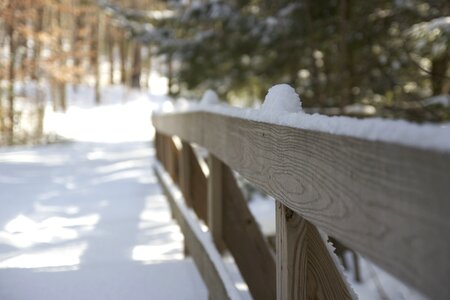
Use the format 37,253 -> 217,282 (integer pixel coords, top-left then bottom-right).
179,141 -> 192,207
188,143 -> 208,223
208,154 -> 225,252
156,133 -> 176,219
167,136 -> 179,184
276,202 -> 353,300
152,111 -> 450,299
222,164 -> 276,300
157,133 -> 179,183
154,132 -> 161,162
154,163 -> 241,300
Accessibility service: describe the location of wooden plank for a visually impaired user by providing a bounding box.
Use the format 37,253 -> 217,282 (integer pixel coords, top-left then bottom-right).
158,133 -> 164,163
154,162 -> 241,300
222,165 -> 276,300
189,144 -> 208,223
152,111 -> 450,299
159,134 -> 176,219
154,132 -> 160,162
276,202 -> 353,300
208,154 -> 225,252
168,137 -> 179,184
162,134 -> 170,171
178,140 -> 192,256
179,141 -> 192,207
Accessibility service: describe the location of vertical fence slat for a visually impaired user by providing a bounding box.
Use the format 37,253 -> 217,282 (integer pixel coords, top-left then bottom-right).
178,140 -> 192,256
168,137 -> 179,183
276,202 -> 353,300
189,146 -> 208,224
222,165 -> 276,300
208,154 -> 225,252
179,141 -> 192,207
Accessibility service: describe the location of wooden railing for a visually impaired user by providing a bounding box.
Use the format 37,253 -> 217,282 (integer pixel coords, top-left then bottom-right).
152,110 -> 450,300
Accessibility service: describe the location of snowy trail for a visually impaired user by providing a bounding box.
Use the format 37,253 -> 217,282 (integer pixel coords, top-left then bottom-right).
0,88 -> 207,299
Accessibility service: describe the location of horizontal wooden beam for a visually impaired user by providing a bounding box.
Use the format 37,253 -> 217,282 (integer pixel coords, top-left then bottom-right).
154,162 -> 241,300
153,111 -> 450,299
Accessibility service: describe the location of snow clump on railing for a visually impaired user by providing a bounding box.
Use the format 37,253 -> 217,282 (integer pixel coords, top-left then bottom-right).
200,89 -> 221,105
261,84 -> 302,114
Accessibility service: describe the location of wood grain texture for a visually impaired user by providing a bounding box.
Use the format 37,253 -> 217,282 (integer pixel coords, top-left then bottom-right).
222,165 -> 276,300
189,143 -> 208,223
153,111 -> 450,299
208,154 -> 225,252
168,136 -> 179,184
276,202 -> 353,300
154,132 -> 161,162
158,134 -> 178,183
154,163 -> 241,300
156,134 -> 176,219
179,141 -> 192,207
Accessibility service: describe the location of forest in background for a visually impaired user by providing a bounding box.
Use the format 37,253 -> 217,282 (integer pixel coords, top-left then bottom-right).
0,0 -> 449,146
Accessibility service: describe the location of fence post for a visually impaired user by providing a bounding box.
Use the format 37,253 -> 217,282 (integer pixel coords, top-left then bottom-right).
276,202 -> 353,300
179,141 -> 192,257
167,137 -> 177,182
208,154 -> 225,253
179,141 -> 192,207
162,135 -> 169,170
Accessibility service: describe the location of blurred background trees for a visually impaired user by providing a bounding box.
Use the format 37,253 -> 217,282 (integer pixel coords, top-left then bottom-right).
131,0 -> 449,121
0,0 -> 449,146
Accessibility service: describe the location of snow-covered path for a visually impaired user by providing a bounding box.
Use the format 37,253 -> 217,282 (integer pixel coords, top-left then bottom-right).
0,88 -> 207,299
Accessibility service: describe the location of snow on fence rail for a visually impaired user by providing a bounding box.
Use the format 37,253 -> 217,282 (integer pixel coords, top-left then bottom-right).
152,107 -> 450,300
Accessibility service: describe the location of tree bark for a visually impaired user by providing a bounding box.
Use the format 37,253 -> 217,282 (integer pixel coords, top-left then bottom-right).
7,6 -> 16,144
57,0 -> 66,111
73,0 -> 86,86
431,53 -> 449,96
131,41 -> 142,88
91,11 -> 101,103
167,53 -> 174,96
119,32 -> 128,85
339,0 -> 353,108
107,24 -> 115,85
31,7 -> 44,81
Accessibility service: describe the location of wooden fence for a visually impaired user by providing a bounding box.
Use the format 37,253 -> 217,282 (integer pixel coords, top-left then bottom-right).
152,110 -> 450,300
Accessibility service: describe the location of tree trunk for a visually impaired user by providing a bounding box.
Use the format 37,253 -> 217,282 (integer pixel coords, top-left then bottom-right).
131,41 -> 142,88
35,86 -> 45,141
339,0 -> 353,108
73,0 -> 86,86
50,78 -> 58,111
167,53 -> 174,96
0,77 -> 4,138
7,10 -> 16,145
107,24 -> 115,85
431,53 -> 449,96
145,46 -> 152,89
91,11 -> 101,103
57,0 -> 66,111
59,82 -> 67,111
31,7 -> 44,81
119,32 -> 128,85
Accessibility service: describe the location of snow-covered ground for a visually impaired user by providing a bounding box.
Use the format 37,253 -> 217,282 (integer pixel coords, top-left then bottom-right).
0,86 -> 207,299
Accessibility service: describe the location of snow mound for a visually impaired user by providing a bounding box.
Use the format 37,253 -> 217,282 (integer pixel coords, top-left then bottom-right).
200,90 -> 220,105
261,84 -> 302,114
